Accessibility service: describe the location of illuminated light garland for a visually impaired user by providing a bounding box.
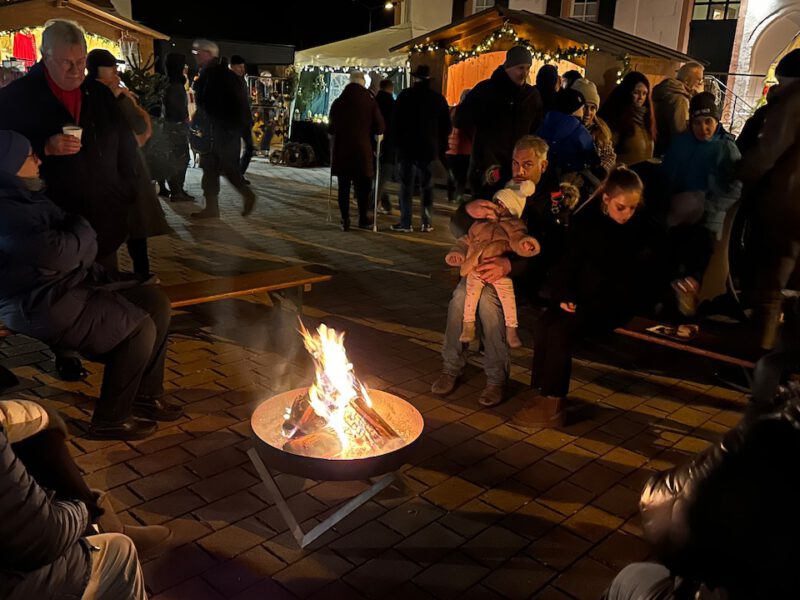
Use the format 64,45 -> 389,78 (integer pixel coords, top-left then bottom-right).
411,22 -> 598,65
616,53 -> 632,83
300,65 -> 405,76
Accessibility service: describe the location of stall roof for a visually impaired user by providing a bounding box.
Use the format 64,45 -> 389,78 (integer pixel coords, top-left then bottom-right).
391,6 -> 700,64
295,22 -> 430,69
0,0 -> 169,40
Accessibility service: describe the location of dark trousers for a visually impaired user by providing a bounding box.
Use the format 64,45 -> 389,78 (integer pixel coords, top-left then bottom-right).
398,159 -> 434,228
532,305 -> 627,397
447,154 -> 470,203
240,128 -> 254,174
126,238 -> 150,277
201,128 -> 250,211
377,155 -> 395,212
90,286 -> 171,425
166,133 -> 189,195
337,175 -> 372,227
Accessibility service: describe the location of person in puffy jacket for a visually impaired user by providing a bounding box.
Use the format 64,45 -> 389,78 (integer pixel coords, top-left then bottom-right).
605,383 -> 800,600
651,62 -> 704,156
0,130 -> 181,440
536,87 -> 599,175
445,180 -> 541,349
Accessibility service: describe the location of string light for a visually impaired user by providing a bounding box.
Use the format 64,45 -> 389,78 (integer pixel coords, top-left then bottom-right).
411,21 -> 598,65
616,54 -> 632,83
299,65 -> 404,75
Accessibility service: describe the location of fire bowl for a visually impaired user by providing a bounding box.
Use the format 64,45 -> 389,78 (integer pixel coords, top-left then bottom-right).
251,388 -> 425,481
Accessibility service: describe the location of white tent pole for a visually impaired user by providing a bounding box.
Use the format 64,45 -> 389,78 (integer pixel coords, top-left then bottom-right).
373,134 -> 383,232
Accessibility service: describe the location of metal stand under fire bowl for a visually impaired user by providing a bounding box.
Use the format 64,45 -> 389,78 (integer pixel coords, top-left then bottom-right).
249,388 -> 425,549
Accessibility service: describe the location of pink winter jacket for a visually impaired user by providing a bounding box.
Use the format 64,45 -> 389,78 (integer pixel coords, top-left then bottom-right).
446,217 -> 540,277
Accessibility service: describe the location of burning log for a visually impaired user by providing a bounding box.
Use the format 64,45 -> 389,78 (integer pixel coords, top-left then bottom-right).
352,396 -> 400,441
283,429 -> 342,458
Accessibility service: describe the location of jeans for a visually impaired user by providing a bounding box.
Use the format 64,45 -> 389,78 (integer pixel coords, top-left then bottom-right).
398,159 -> 434,228
81,533 -> 147,600
201,127 -> 250,211
603,563 -> 675,600
337,176 -> 372,226
441,278 -> 509,385
91,285 -> 171,425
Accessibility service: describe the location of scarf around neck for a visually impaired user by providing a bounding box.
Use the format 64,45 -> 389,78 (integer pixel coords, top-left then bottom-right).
44,66 -> 82,124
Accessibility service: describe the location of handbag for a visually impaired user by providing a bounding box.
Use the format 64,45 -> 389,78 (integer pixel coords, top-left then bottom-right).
189,107 -> 214,154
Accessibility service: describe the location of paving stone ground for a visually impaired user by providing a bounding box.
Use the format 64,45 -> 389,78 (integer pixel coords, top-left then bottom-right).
0,159 -> 747,599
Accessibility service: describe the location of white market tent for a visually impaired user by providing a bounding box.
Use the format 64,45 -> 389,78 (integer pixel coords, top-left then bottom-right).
295,22 -> 430,69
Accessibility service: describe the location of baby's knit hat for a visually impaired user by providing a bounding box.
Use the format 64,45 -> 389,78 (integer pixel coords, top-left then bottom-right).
494,180 -> 535,218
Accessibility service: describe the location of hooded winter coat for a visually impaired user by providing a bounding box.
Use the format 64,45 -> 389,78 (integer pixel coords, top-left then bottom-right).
455,66 -> 543,191
0,62 -> 139,260
328,83 -> 385,179
536,111 -> 599,174
447,217 -> 540,277
0,173 -> 148,355
652,77 -> 691,155
0,425 -> 91,600
662,125 -> 742,236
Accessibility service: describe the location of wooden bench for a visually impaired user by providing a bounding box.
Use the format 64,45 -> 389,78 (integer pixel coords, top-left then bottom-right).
614,316 -> 759,369
0,264 -> 334,339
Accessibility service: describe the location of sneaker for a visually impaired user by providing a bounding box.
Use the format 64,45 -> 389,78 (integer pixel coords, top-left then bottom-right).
512,391 -> 564,429
420,223 -> 434,233
378,206 -> 392,215
431,372 -> 458,396
390,223 -> 413,233
479,382 -> 505,407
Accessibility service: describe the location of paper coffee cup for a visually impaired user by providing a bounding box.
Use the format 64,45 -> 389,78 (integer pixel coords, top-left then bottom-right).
62,125 -> 83,141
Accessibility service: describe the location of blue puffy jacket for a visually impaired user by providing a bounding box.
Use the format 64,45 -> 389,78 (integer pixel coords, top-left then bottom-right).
536,111 -> 599,174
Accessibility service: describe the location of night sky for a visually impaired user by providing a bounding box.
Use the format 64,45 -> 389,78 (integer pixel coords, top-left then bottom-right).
132,0 -> 397,50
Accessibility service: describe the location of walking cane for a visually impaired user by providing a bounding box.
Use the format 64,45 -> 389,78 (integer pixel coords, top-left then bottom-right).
373,134 -> 384,232
328,134 -> 334,223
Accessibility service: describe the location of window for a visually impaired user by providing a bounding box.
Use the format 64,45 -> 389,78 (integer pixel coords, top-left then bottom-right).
473,0 -> 495,12
571,0 -> 599,23
692,1 -> 740,21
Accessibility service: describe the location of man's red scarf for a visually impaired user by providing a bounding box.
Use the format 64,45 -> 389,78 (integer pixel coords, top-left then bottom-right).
44,66 -> 82,123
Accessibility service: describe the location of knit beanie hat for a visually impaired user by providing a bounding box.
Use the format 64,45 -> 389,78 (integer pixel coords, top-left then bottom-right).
689,91 -> 720,121
0,130 -> 31,175
556,88 -> 586,115
570,78 -> 600,106
494,180 -> 534,218
776,49 -> 800,79
504,46 -> 533,69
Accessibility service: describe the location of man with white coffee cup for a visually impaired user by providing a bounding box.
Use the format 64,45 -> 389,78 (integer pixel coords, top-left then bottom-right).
0,19 -> 140,382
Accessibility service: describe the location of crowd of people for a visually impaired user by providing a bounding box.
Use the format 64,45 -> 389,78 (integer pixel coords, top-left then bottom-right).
1,16 -> 799,598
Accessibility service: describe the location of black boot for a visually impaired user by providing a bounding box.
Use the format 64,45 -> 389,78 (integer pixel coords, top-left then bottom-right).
132,397 -> 184,422
0,365 -> 18,391
55,356 -> 88,382
88,418 -> 158,441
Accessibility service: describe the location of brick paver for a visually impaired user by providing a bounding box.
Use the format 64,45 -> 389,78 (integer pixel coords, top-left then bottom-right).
0,160 -> 748,598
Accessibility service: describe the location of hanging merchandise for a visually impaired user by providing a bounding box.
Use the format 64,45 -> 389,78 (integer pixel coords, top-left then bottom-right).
411,21 -> 598,65
12,31 -> 35,67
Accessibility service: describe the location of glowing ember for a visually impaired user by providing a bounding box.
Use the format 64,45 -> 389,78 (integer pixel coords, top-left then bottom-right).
281,322 -> 401,459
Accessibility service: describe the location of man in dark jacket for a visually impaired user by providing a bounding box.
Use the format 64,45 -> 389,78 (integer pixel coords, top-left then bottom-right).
375,79 -> 396,214
391,65 -> 451,233
191,39 -> 256,218
455,46 -> 544,200
432,135 -> 552,408
229,54 -> 255,182
0,19 -> 141,382
328,71 -> 385,230
0,424 -> 147,599
651,61 -> 704,156
0,130 -> 182,440
738,49 -> 800,350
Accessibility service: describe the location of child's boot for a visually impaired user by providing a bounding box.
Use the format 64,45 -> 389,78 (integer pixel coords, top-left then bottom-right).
459,321 -> 476,343
506,326 -> 522,348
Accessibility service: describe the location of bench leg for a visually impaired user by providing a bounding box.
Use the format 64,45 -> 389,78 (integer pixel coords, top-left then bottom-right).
270,286 -> 304,313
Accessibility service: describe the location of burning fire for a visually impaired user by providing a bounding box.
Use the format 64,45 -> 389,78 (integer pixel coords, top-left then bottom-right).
281,322 -> 399,459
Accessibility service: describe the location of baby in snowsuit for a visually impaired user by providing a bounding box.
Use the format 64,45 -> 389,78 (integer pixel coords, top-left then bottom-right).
446,180 -> 541,348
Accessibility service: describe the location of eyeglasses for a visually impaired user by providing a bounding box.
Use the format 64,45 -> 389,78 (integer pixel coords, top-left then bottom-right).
48,56 -> 87,71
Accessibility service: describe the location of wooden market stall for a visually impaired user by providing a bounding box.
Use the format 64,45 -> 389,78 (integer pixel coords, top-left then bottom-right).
0,0 -> 168,85
391,6 -> 702,106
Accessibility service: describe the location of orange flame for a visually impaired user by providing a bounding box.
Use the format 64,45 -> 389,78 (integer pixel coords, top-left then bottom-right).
297,321 -> 375,457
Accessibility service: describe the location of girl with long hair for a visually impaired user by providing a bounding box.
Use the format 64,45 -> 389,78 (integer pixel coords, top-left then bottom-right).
598,71 -> 656,166
513,166 -> 661,428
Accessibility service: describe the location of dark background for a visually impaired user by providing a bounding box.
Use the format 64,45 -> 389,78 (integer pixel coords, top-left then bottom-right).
132,0 -> 396,50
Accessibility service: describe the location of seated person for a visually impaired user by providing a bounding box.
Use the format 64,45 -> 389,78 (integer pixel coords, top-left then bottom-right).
432,135 -> 553,408
445,180 -> 541,349
661,92 -> 742,315
513,166 -> 659,428
0,130 -> 181,440
605,383 -> 800,600
0,398 -> 171,599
